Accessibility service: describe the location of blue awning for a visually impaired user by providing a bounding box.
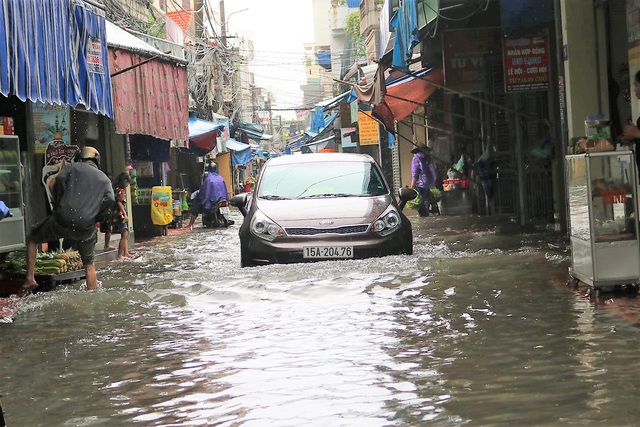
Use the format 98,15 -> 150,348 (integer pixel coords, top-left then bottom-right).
347,0 -> 360,7
188,117 -> 225,156
0,0 -> 113,117
189,117 -> 225,138
225,138 -> 250,151
224,138 -> 252,166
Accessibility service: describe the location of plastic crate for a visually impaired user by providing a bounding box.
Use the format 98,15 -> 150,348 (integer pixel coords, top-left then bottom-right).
442,179 -> 469,191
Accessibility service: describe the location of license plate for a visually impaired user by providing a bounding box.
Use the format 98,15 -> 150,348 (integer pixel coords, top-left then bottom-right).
219,206 -> 229,215
303,246 -> 353,259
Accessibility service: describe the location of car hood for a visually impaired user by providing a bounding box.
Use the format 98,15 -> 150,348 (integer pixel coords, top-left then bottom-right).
256,195 -> 393,226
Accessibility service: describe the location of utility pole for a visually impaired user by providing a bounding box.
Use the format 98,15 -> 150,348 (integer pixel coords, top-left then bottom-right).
194,0 -> 204,40
268,100 -> 274,135
220,0 -> 227,45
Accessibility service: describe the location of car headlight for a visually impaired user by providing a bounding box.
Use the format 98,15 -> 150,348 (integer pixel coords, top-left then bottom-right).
369,209 -> 401,236
250,210 -> 284,242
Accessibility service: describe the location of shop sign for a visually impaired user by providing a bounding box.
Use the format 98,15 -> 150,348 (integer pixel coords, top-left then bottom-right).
358,112 -> 379,146
33,103 -> 70,154
442,27 -> 502,93
600,189 -> 626,205
339,101 -> 359,128
132,161 -> 154,178
350,100 -> 358,124
502,34 -> 550,92
86,36 -> 105,74
340,103 -> 353,127
341,127 -> 356,148
41,140 -> 79,208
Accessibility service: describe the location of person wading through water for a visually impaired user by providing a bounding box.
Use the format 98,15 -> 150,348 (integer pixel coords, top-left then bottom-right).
408,141 -> 438,217
22,146 -> 114,293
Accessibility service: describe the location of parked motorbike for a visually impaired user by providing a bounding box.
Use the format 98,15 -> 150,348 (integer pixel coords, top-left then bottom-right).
202,198 -> 234,228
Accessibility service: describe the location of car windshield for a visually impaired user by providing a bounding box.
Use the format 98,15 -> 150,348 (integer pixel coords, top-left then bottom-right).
257,161 -> 388,199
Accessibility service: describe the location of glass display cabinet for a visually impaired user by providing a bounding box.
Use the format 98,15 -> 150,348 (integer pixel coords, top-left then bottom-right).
565,151 -> 640,293
0,135 -> 25,252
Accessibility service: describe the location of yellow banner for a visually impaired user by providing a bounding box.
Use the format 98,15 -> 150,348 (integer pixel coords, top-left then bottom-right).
358,111 -> 380,146
151,186 -> 173,226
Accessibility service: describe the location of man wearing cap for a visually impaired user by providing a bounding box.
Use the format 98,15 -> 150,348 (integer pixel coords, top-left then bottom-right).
409,141 -> 438,217
22,146 -> 114,293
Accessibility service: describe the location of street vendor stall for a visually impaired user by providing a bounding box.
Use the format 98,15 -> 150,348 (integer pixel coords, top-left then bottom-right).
565,150 -> 640,296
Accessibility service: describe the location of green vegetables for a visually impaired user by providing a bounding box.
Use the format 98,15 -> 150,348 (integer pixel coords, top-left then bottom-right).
1,249 -> 83,278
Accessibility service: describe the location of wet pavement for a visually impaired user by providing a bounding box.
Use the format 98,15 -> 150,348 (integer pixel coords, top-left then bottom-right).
3,210 -> 640,426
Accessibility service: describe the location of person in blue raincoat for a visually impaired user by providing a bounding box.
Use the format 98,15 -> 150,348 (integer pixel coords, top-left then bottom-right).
409,141 -> 438,217
186,162 -> 230,229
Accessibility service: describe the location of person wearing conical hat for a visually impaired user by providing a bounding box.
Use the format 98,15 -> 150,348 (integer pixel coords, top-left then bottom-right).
409,140 -> 438,217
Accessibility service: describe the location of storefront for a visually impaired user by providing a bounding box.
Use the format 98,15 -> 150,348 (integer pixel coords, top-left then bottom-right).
106,20 -> 189,238
0,0 -> 113,254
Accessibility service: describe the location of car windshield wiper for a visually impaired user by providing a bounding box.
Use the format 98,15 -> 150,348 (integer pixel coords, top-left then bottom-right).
297,193 -> 353,199
260,195 -> 290,200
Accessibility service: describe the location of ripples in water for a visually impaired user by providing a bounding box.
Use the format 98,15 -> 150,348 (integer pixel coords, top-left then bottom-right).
3,215 -> 640,425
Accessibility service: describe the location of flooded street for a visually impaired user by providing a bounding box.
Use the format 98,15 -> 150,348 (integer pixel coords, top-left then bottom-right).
4,212 -> 640,426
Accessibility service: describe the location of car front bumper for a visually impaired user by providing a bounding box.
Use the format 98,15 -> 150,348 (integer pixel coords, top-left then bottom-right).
242,230 -> 409,266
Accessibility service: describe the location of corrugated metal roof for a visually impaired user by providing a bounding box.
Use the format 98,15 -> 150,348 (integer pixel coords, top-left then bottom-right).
105,20 -> 186,64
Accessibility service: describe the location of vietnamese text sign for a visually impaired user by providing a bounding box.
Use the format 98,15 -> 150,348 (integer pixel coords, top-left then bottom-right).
341,127 -> 356,148
503,34 -> 550,92
442,27 -> 502,92
358,112 -> 380,146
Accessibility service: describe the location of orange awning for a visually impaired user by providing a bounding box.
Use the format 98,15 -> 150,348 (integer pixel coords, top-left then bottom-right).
372,66 -> 444,132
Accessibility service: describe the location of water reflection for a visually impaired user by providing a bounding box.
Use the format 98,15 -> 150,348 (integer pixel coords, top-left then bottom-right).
3,214 -> 640,425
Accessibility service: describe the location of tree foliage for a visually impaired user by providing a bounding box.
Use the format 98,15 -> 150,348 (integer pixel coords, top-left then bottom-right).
345,12 -> 365,59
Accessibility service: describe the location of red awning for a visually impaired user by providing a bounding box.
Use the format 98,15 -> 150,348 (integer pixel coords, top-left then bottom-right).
106,22 -> 189,141
372,67 -> 444,132
188,117 -> 225,156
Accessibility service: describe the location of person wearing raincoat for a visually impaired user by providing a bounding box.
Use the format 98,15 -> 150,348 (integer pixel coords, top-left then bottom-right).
409,141 -> 438,217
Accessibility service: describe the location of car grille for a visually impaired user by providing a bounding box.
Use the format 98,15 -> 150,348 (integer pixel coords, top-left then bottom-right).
285,225 -> 369,236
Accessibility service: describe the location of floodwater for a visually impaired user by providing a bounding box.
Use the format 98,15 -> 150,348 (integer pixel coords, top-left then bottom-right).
3,212 -> 640,426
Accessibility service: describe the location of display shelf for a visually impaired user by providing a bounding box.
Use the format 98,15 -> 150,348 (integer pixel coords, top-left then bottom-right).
565,151 -> 640,292
0,135 -> 25,253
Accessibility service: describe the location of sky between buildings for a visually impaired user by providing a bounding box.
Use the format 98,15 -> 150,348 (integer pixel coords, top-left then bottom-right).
223,0 -> 315,120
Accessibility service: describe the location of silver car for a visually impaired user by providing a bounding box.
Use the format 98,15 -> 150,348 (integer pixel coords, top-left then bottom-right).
231,152 -> 413,267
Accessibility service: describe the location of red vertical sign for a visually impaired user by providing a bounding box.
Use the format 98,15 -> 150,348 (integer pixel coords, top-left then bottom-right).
503,34 -> 550,92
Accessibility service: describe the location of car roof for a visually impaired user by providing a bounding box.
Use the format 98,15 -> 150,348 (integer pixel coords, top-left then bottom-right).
265,152 -> 376,166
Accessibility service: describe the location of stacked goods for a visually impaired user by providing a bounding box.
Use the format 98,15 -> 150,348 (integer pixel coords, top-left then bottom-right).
1,249 -> 82,278
34,258 -> 68,275
35,250 -> 82,275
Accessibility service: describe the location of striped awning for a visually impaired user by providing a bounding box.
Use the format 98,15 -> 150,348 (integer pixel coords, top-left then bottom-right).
0,0 -> 113,117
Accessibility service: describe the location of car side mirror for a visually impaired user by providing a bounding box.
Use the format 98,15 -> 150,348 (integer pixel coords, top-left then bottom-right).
398,187 -> 418,202
230,193 -> 249,217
